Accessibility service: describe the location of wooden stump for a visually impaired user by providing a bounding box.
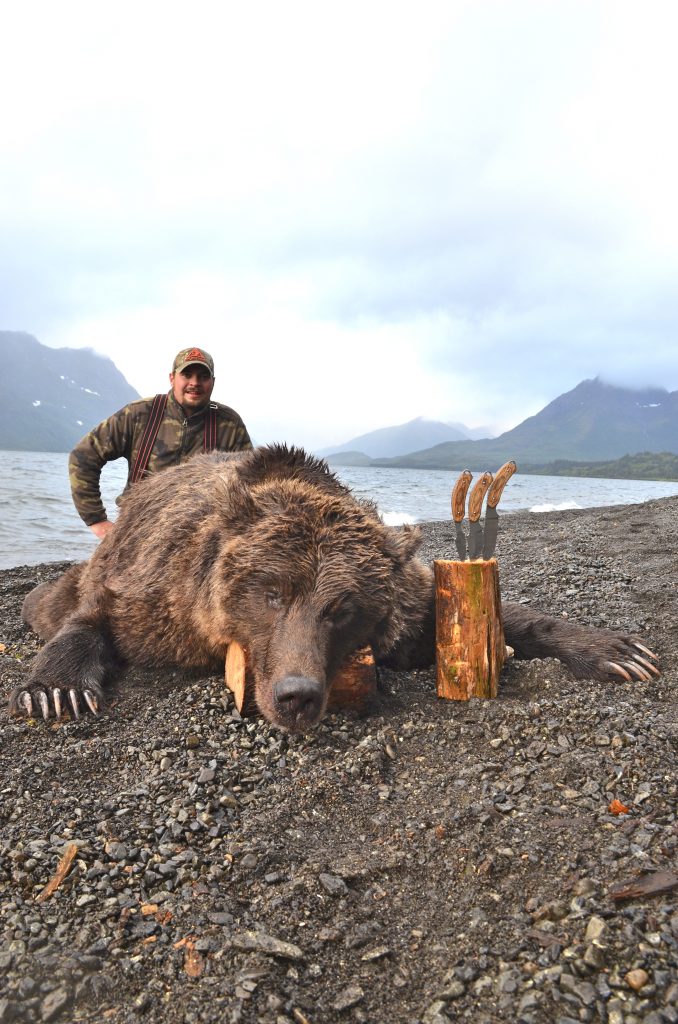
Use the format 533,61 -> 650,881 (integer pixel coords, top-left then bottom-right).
326,647 -> 377,711
224,641 -> 377,716
434,558 -> 505,700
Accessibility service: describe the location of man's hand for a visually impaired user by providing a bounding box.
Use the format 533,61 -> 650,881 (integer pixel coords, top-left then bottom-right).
89,521 -> 114,540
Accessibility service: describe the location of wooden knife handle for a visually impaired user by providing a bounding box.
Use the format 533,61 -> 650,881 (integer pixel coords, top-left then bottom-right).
451,470 -> 473,522
486,461 -> 517,509
468,471 -> 493,522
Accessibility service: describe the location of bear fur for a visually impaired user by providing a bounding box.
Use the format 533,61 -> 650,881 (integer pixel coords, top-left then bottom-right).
11,445 -> 655,731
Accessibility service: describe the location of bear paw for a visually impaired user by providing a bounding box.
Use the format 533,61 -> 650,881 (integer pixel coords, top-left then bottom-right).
9,680 -> 101,721
597,638 -> 659,683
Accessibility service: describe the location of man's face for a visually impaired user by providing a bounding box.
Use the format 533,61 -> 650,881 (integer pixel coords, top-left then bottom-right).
170,364 -> 215,410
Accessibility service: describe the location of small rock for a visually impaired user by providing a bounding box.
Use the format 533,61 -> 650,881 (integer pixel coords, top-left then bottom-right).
104,841 -> 128,861
207,911 -> 234,926
497,970 -> 519,994
40,988 -> 71,1022
572,878 -> 597,897
0,999 -> 16,1024
361,947 -> 391,962
438,978 -> 465,1000
519,991 -> 539,1012
332,985 -> 364,1011
583,944 -> 606,969
319,873 -> 348,897
230,930 -> 304,962
584,916 -> 607,943
625,968 -> 649,991
133,992 -> 152,1012
421,1000 -> 448,1024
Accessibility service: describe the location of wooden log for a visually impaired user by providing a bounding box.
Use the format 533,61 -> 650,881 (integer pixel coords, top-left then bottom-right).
224,641 -> 377,716
327,646 -> 377,711
434,557 -> 505,700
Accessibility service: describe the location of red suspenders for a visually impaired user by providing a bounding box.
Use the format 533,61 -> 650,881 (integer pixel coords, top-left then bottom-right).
130,396 -> 219,484
204,404 -> 218,452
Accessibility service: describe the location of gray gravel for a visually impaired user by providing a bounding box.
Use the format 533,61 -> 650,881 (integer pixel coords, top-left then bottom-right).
0,496 -> 676,1023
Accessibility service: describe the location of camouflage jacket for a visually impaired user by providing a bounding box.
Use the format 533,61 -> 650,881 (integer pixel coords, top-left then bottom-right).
69,392 -> 252,525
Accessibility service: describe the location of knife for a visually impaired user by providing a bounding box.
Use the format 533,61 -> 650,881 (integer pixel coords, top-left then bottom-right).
467,471 -> 493,560
451,470 -> 473,560
482,461 -> 517,560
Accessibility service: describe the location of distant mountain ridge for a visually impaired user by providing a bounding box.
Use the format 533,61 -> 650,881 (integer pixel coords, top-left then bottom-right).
323,379 -> 678,470
318,416 -> 491,460
367,379 -> 678,468
0,331 -> 139,452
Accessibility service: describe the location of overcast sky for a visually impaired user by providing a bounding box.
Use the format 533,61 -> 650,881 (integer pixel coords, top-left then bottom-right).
3,1 -> 678,448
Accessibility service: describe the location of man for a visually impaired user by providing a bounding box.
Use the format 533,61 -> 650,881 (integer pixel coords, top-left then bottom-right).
69,347 -> 252,538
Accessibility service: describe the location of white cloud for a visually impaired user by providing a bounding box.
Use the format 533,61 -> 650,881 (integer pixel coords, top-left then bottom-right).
2,0 -> 678,447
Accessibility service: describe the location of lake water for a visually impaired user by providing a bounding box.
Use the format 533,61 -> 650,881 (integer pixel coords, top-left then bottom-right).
2,450 -> 678,570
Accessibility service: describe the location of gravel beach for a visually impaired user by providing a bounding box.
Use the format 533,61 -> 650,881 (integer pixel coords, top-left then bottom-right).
1,497 -> 676,1024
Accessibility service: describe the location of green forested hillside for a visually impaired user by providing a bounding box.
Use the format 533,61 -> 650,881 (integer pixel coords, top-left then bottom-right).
521,452 -> 678,480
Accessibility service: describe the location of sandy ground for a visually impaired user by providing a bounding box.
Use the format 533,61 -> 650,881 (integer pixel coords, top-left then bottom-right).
0,497 -> 676,1024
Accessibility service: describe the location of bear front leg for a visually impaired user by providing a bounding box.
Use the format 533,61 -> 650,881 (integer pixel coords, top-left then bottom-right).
9,617 -> 117,720
502,602 -> 659,682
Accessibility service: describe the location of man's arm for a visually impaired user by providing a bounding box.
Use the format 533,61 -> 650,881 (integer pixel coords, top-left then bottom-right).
68,405 -> 136,531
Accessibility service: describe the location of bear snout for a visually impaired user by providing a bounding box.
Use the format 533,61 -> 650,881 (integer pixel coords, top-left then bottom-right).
272,675 -> 326,731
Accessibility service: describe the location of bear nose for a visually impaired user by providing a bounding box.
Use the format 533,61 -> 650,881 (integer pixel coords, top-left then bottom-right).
273,676 -> 324,729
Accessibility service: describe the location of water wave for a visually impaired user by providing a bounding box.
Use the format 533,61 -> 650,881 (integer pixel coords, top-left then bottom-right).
529,501 -> 583,513
381,511 -> 418,526
2,452 -> 678,569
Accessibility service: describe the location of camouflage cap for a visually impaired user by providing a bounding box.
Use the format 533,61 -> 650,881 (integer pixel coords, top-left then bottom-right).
172,347 -> 215,376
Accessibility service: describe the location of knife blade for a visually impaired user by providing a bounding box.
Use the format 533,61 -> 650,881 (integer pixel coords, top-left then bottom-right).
451,470 -> 473,560
467,471 -> 493,560
482,461 -> 517,560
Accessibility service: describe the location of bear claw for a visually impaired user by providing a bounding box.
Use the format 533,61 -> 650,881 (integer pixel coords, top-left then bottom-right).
37,691 -> 49,720
11,685 -> 100,721
84,692 -> 99,715
605,648 -> 659,683
632,654 -> 660,676
624,661 -> 651,681
68,690 -> 81,719
606,661 -> 632,681
633,641 -> 658,661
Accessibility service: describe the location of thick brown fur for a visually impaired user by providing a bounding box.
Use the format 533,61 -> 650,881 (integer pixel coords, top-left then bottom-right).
12,445 -> 654,730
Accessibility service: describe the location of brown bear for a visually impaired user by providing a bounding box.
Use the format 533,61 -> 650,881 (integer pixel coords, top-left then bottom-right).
10,445 -> 657,731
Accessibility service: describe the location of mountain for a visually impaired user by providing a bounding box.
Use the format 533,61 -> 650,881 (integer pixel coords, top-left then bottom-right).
448,421 -> 494,441
318,417 -> 487,460
0,331 -> 140,452
371,379 -> 678,469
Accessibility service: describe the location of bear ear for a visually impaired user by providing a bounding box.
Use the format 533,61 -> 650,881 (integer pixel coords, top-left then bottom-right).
381,524 -> 422,565
218,479 -> 259,526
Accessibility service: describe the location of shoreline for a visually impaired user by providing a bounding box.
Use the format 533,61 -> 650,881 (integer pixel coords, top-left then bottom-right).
3,492 -> 678,576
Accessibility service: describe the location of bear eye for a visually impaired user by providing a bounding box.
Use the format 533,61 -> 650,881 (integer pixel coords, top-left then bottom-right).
323,603 -> 353,628
266,589 -> 283,609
